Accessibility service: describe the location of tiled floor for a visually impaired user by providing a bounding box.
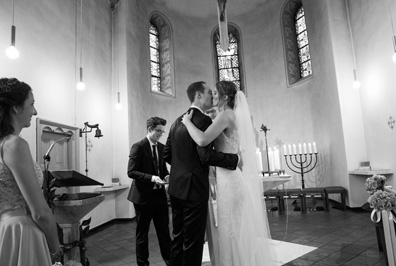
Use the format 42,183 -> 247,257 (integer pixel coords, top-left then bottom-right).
84,199 -> 387,266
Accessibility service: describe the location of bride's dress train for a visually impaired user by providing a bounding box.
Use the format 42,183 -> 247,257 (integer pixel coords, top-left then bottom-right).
210,130 -> 276,266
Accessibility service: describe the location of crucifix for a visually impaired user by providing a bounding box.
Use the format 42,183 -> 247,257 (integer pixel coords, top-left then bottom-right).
217,0 -> 229,51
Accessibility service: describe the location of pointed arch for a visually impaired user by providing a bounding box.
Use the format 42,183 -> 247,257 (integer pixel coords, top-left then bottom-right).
281,0 -> 312,86
149,12 -> 175,96
212,24 -> 246,93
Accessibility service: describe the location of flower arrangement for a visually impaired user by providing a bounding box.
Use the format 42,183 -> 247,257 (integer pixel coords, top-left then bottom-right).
365,174 -> 386,195
366,175 -> 396,266
366,174 -> 396,211
368,190 -> 396,211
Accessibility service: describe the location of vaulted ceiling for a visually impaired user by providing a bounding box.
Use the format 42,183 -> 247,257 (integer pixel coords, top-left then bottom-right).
154,0 -> 270,18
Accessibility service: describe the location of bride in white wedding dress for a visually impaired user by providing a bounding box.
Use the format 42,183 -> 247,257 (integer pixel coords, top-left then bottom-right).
182,81 -> 276,266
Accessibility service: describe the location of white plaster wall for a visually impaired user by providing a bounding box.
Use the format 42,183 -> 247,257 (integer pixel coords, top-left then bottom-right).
349,0 -> 396,200
0,0 -> 133,227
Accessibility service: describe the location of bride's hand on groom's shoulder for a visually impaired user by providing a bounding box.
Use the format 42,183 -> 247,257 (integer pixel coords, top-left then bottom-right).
181,110 -> 194,125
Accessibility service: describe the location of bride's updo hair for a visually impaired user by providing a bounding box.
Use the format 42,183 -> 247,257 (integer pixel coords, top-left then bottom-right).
215,81 -> 237,109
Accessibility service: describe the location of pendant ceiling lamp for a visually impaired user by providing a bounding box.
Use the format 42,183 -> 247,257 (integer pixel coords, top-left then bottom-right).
5,0 -> 19,59
76,0 -> 86,90
345,1 -> 360,89
112,0 -> 122,110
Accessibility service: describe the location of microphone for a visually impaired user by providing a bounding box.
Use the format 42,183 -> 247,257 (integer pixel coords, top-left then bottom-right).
43,135 -> 71,161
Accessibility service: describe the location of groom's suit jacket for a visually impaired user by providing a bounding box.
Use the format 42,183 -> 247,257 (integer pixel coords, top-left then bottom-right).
127,137 -> 169,204
164,107 -> 238,202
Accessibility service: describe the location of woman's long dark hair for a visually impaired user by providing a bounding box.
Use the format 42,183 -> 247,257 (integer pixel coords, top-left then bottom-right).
215,80 -> 238,109
0,78 -> 32,138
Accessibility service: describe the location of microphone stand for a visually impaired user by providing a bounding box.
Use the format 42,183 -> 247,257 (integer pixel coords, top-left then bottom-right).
42,136 -> 71,210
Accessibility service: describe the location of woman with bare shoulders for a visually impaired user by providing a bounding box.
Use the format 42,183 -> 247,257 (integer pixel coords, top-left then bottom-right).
0,78 -> 61,265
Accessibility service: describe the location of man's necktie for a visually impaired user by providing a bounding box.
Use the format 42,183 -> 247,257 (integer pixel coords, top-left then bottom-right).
152,144 -> 160,189
152,144 -> 159,174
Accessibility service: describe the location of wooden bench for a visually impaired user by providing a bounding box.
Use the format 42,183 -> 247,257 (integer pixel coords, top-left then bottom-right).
324,186 -> 347,210
301,187 -> 328,212
278,189 -> 304,213
264,189 -> 282,212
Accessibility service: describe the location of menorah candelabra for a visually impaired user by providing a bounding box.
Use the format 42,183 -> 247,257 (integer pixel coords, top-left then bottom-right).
284,152 -> 318,189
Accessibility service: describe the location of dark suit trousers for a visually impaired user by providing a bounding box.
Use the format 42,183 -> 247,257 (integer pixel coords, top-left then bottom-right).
134,190 -> 171,266
170,196 -> 208,266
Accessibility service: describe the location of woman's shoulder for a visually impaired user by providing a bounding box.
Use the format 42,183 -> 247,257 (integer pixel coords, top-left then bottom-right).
215,110 -> 236,130
2,135 -> 29,153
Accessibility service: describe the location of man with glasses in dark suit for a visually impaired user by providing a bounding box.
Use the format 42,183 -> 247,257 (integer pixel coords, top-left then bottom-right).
127,117 -> 171,266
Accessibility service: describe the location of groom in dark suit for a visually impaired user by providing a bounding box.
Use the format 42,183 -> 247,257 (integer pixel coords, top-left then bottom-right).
164,81 -> 239,266
127,117 -> 171,266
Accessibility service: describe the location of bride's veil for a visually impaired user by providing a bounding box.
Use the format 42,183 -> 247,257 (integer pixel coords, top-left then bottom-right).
234,90 -> 276,265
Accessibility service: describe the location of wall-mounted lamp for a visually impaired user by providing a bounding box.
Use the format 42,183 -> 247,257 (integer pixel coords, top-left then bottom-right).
80,122 -> 103,138
80,122 -> 103,175
76,0 -> 86,90
5,0 -> 19,59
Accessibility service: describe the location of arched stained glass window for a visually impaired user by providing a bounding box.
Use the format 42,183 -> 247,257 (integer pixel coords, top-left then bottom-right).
295,6 -> 312,78
281,0 -> 313,85
213,25 -> 244,93
149,23 -> 161,92
149,13 -> 174,96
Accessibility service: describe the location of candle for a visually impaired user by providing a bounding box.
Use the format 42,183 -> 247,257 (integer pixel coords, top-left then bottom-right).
268,148 -> 275,171
298,143 -> 302,154
303,143 -> 307,154
288,144 -> 292,155
308,143 -> 312,154
283,145 -> 287,155
274,147 -> 281,170
313,142 -> 317,153
256,148 -> 263,171
293,144 -> 297,155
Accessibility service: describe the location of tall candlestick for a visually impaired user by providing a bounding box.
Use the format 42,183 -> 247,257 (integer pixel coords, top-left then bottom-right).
283,145 -> 287,155
313,142 -> 317,153
298,143 -> 302,154
308,143 -> 312,154
303,143 -> 307,154
293,144 -> 297,155
288,144 -> 292,155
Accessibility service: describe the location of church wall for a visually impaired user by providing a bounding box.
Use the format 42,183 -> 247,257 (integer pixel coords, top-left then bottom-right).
349,1 -> 396,189
0,0 -> 130,227
297,0 -> 350,192
319,0 -> 367,206
135,0 -> 321,189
